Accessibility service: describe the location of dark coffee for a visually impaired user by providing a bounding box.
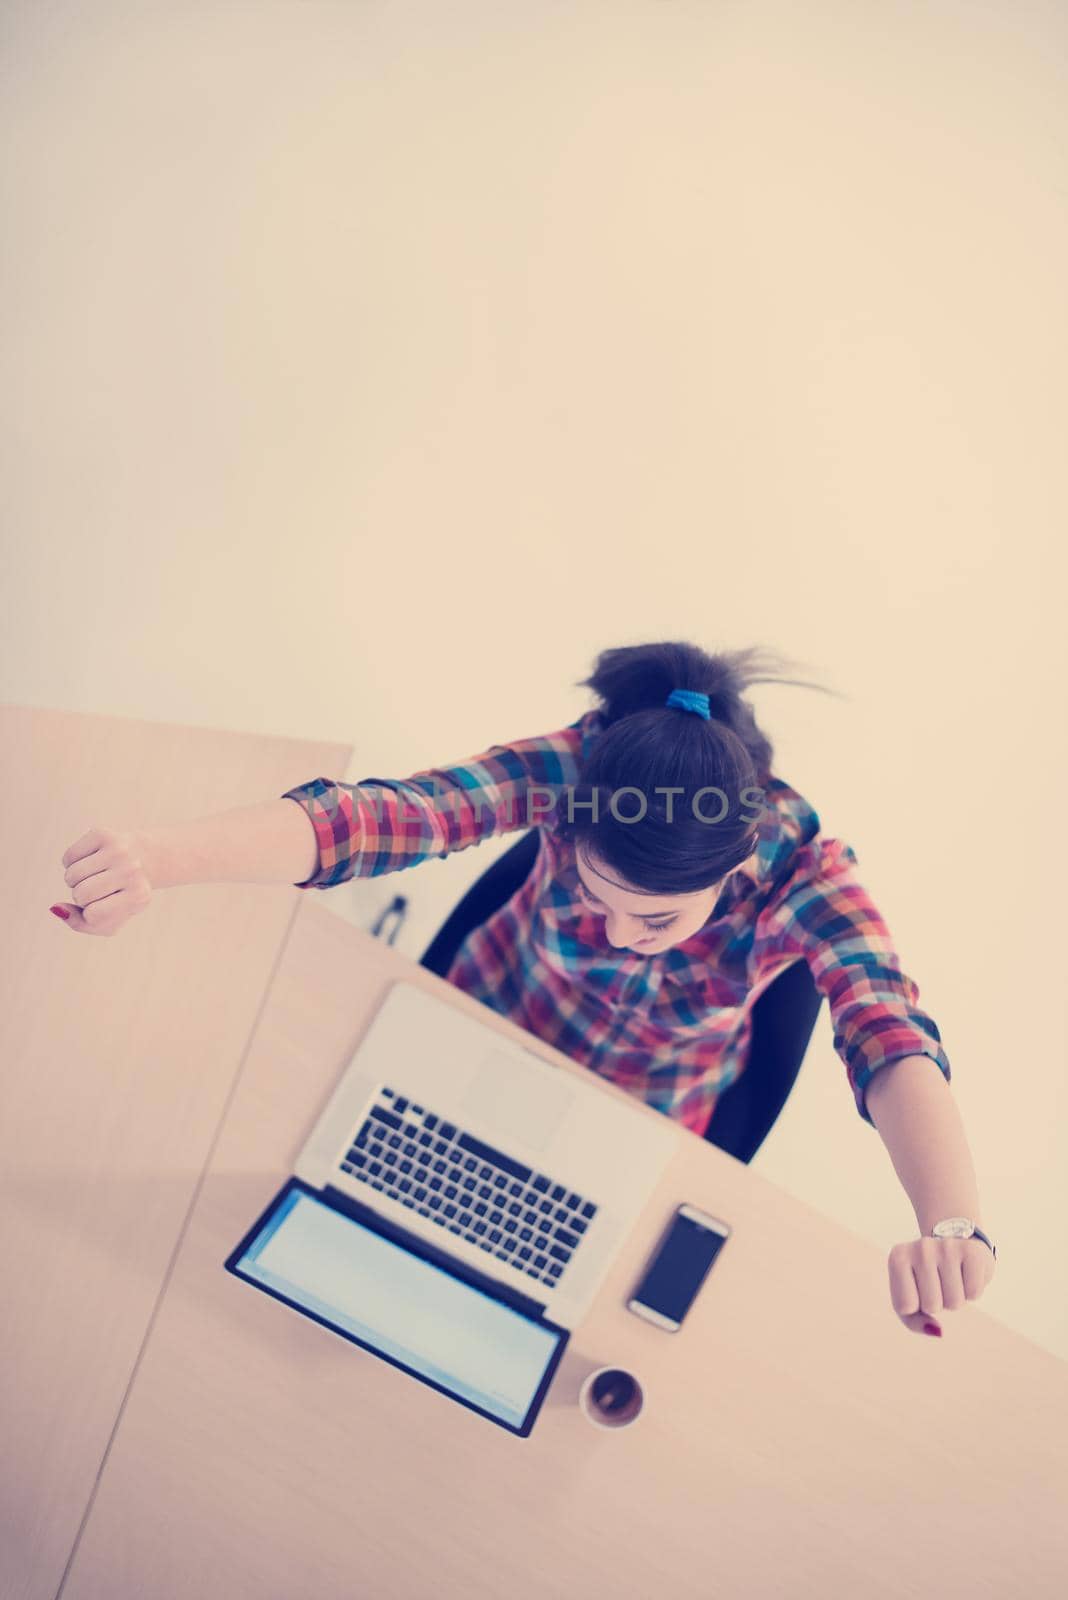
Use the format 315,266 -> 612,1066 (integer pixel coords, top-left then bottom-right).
591,1369 -> 635,1413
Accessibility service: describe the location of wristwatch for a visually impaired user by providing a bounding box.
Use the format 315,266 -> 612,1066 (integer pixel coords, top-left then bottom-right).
929,1216 -> 997,1262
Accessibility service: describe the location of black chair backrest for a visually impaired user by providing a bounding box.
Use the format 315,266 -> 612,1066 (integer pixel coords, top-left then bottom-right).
703,954 -> 822,1162
418,827 -> 822,1163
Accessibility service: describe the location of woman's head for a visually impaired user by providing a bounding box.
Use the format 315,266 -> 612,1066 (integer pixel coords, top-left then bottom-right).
550,639 -> 826,953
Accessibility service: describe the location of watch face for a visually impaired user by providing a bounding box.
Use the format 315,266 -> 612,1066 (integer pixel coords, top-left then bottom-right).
934,1217 -> 973,1238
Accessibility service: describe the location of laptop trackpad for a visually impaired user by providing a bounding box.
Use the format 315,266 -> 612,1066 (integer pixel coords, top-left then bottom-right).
459,1049 -> 575,1154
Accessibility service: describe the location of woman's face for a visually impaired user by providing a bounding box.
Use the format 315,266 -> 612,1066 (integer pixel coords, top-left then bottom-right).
573,844 -> 754,955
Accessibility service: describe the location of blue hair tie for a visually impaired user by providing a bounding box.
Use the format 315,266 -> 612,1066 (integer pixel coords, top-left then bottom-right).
665,688 -> 711,720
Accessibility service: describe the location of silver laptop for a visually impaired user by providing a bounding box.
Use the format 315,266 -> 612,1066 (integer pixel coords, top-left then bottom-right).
225,977 -> 680,1437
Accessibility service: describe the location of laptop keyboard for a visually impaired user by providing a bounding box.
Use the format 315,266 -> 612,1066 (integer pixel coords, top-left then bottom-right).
336,1086 -> 599,1292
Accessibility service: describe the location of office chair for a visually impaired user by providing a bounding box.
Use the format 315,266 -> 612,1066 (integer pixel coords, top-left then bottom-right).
419,828 -> 823,1164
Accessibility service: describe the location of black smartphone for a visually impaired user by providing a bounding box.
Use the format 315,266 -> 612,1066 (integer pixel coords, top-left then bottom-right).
627,1204 -> 731,1332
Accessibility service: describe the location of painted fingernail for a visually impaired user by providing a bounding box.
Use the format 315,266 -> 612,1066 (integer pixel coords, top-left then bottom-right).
923,1322 -> 942,1337
50,905 -> 70,920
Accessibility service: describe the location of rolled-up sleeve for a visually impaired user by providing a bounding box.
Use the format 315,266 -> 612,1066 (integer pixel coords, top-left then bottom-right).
280,713 -> 596,890
756,839 -> 952,1126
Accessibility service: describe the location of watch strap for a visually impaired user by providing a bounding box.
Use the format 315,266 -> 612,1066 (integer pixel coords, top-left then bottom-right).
970,1225 -> 997,1262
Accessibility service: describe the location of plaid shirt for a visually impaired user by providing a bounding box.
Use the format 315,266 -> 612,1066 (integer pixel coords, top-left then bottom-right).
281,710 -> 951,1138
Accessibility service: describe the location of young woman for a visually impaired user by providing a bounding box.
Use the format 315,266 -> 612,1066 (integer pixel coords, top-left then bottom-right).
52,639 -> 996,1337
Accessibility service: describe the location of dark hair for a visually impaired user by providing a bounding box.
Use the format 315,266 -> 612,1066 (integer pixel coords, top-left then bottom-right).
549,639 -> 833,896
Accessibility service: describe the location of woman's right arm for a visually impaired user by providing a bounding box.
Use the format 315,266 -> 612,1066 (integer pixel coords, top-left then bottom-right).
52,711 -> 601,935
51,800 -> 322,935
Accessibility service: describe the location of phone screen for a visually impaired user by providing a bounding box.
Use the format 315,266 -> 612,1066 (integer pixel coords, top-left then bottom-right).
630,1209 -> 729,1327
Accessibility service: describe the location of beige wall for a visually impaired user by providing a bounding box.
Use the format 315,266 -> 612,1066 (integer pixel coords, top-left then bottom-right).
4,1 -> 1065,1357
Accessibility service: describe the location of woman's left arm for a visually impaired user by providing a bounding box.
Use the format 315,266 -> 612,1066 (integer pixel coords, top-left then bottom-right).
756,836 -> 996,1336
865,1054 -> 996,1336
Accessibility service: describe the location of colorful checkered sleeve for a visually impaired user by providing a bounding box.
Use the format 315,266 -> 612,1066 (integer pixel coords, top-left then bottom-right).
280,713 -> 595,889
757,839 -> 952,1126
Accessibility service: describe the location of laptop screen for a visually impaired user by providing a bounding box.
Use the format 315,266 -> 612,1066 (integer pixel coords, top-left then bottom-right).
227,1184 -> 567,1434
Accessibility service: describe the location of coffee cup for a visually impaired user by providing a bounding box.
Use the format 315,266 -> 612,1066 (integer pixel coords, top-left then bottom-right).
577,1365 -> 644,1429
